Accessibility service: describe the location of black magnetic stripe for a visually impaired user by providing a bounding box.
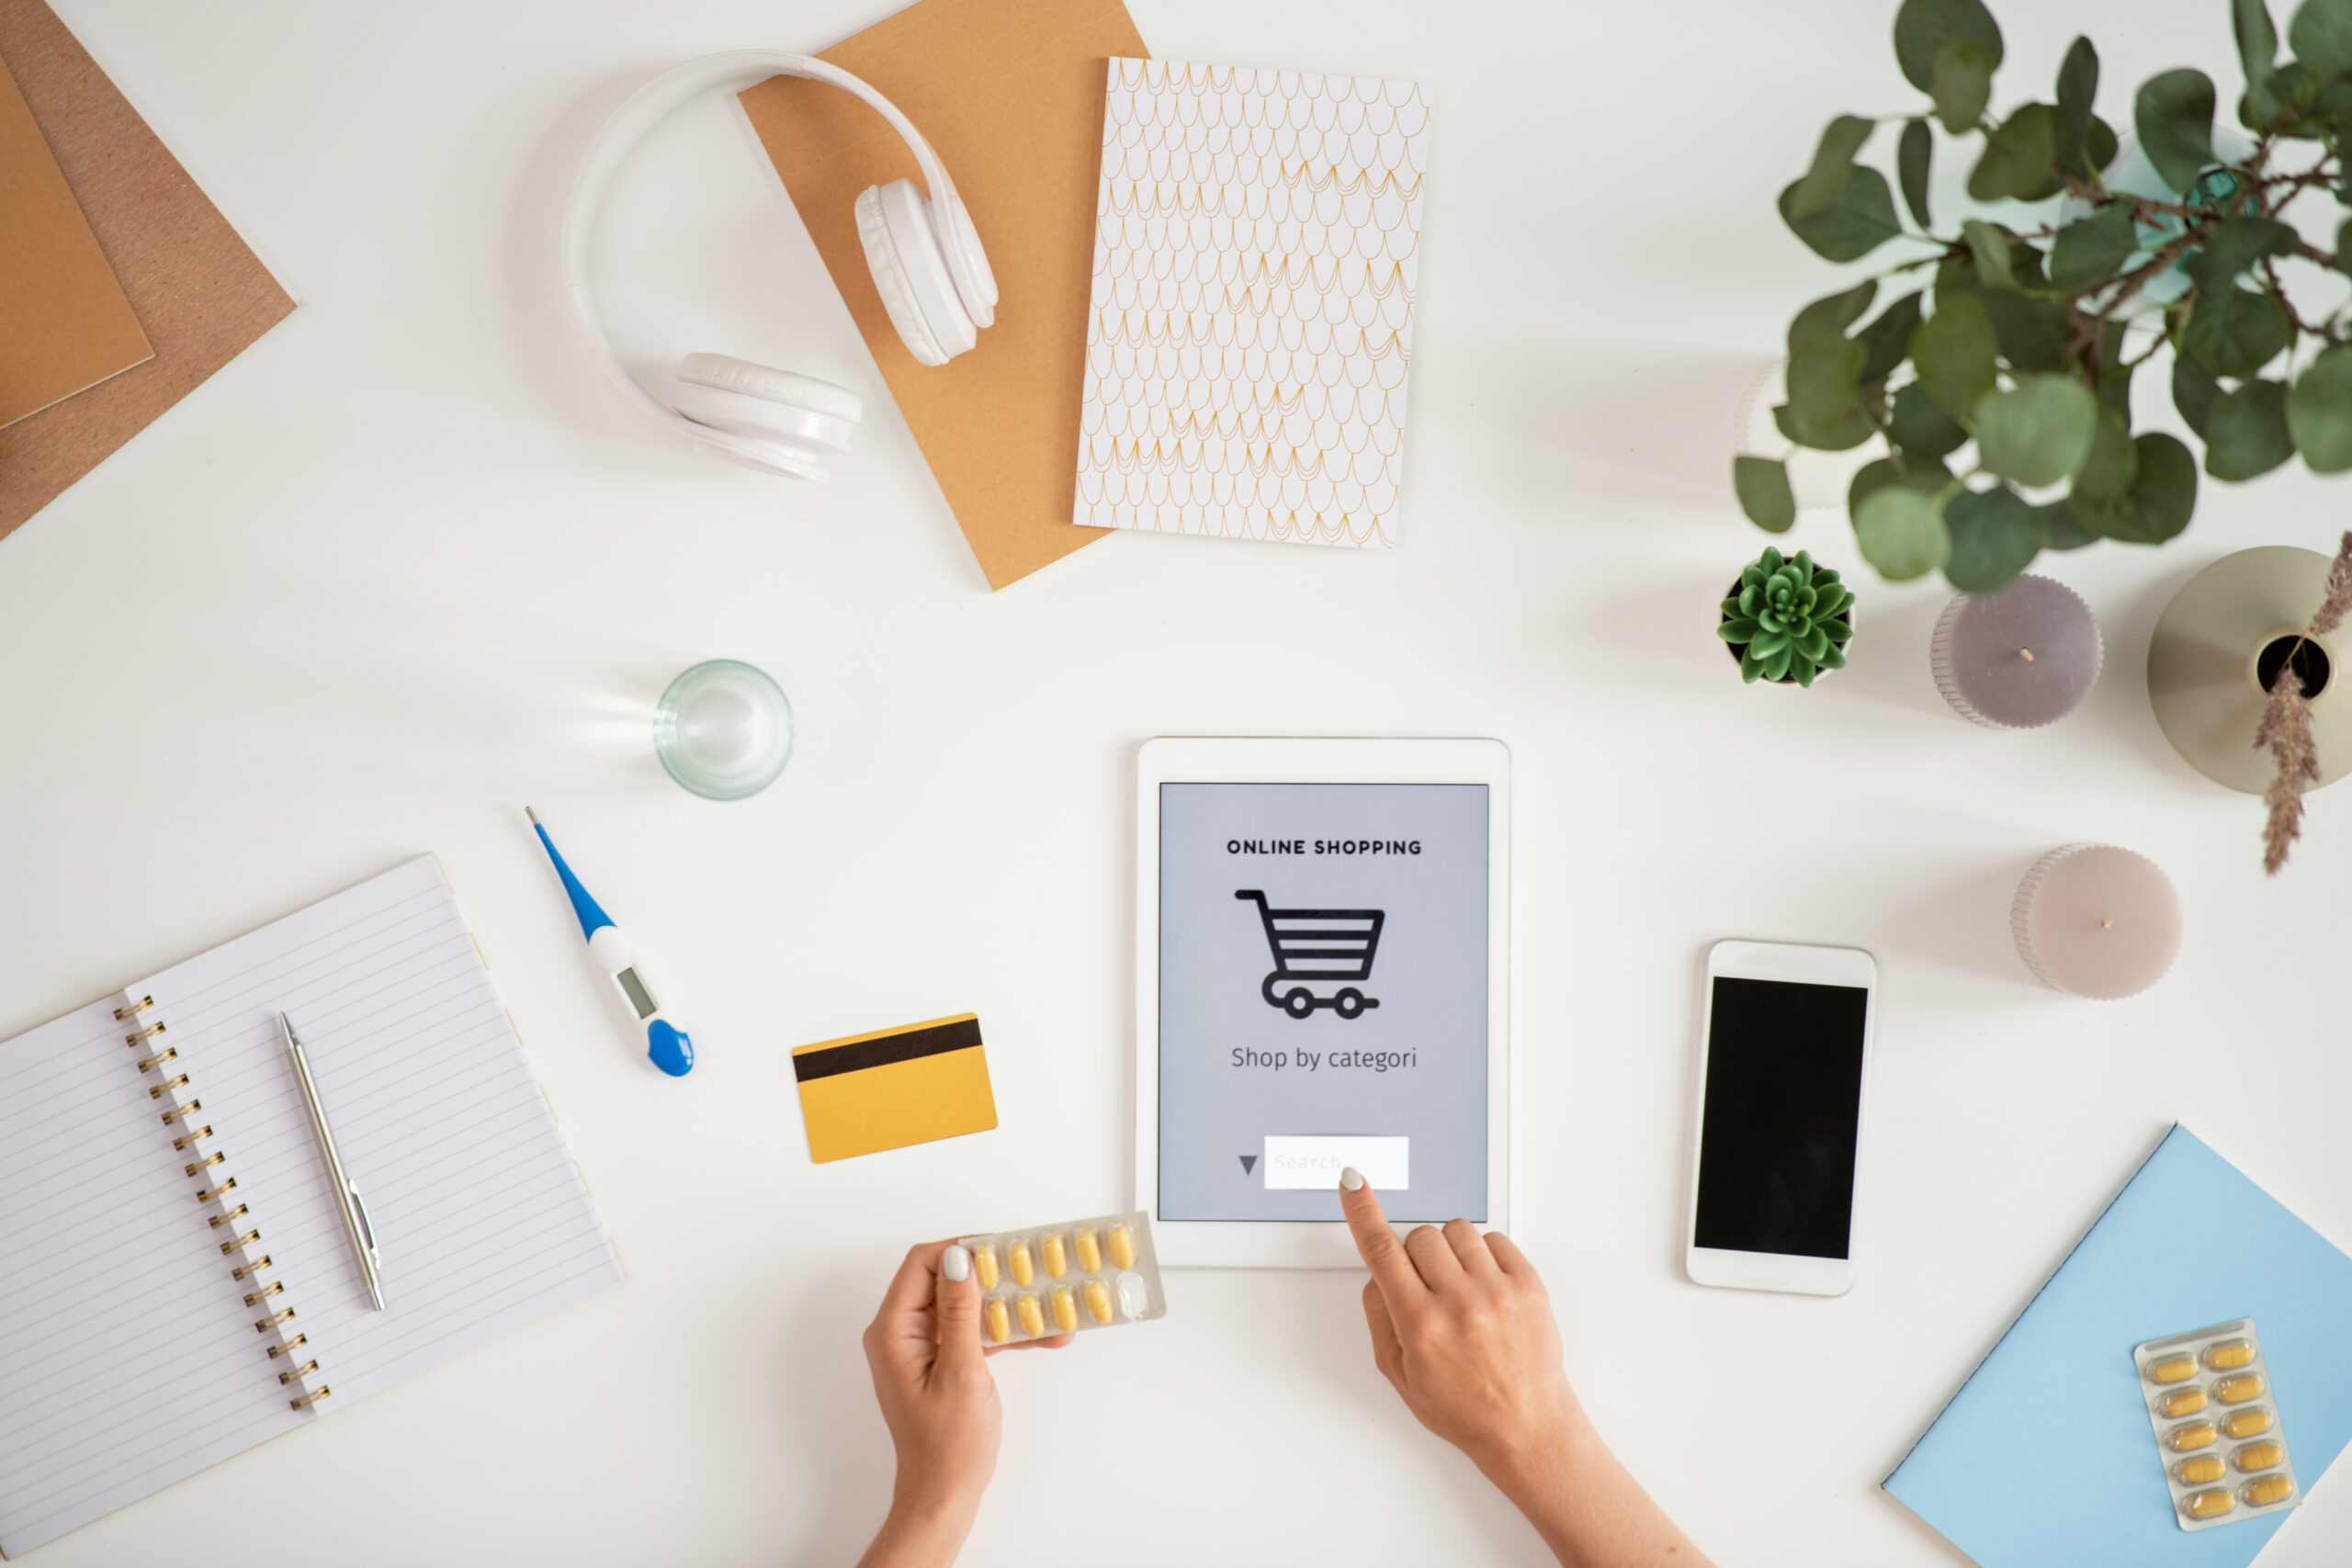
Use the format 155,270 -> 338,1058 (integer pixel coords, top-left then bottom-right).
793,1018 -> 983,1082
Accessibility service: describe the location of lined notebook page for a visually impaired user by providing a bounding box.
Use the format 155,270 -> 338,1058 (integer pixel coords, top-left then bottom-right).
131,856 -> 621,1409
0,1002 -> 302,1556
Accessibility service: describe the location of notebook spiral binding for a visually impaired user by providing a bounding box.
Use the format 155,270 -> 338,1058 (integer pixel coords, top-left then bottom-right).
122,994 -> 333,1415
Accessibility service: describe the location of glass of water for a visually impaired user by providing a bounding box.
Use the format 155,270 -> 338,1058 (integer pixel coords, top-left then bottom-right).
652,660 -> 795,801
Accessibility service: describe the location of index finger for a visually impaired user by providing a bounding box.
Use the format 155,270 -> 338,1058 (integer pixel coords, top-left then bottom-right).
1340,1168 -> 1424,1303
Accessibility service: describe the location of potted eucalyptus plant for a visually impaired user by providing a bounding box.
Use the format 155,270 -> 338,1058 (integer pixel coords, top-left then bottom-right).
1736,0 -> 2352,592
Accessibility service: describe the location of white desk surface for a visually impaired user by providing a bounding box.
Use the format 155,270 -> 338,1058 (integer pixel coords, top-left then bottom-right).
6,0 -> 2347,1562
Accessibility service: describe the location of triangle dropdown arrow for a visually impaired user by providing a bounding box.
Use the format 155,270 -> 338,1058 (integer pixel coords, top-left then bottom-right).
1240,1155 -> 1259,1175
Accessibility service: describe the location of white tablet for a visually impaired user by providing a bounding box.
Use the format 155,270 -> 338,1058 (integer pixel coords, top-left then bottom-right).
1134,738 -> 1510,1268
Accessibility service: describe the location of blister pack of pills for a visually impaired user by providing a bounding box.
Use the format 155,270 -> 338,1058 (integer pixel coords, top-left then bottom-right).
958,1211 -> 1166,1345
2134,1317 -> 2300,1530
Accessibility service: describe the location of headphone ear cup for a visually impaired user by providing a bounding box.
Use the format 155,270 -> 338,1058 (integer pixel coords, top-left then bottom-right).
854,179 -> 978,367
672,353 -> 861,479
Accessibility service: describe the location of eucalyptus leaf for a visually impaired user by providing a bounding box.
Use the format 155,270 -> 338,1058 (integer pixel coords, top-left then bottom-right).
2188,216 -> 2297,289
1850,452 -> 1953,517
2054,38 -> 2098,175
2245,61 -> 2320,136
1932,40 -> 1996,133
2042,499 -> 2100,549
2288,343 -> 2352,472
1970,105 -> 2062,200
2173,349 -> 2220,436
1791,116 -> 1878,219
2290,0 -> 2352,81
2048,201 -> 2138,290
1980,289 -> 2070,371
1898,118 -> 1935,228
1854,484 -> 1952,580
2137,70 -> 2217,193
1913,294 -> 1999,421
1895,0 -> 2005,92
2205,379 -> 2296,479
1778,338 -> 1876,450
1943,485 -> 2048,590
2183,285 -> 2294,378
1858,292 -> 1926,382
2069,434 -> 2198,541
2073,408 -> 2140,499
1789,281 -> 1879,351
1733,456 -> 1800,531
2340,217 -> 2352,269
1973,375 -> 2100,486
2097,320 -> 2134,418
1889,381 -> 1970,457
2237,0 -> 2280,95
1780,167 -> 1903,262
1963,220 -> 2022,289
2087,115 -> 2119,170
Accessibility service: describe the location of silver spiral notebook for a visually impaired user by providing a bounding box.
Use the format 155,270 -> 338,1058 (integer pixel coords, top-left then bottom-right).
0,856 -> 622,1555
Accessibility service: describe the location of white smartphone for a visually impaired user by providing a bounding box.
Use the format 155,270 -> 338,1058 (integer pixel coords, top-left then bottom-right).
1684,940 -> 1878,1296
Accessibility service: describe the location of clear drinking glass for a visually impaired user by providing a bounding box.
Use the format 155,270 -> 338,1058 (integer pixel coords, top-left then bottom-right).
652,660 -> 794,801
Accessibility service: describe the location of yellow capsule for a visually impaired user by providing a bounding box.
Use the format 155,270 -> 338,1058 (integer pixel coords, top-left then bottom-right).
1008,1241 -> 1034,1287
2215,1375 -> 2266,1404
1084,1279 -> 1114,1324
1015,1292 -> 1045,1338
2176,1456 -> 2226,1486
1073,1228 -> 1102,1273
2170,1421 -> 2219,1451
1106,1224 -> 1136,1270
2158,1388 -> 2209,1418
2186,1488 -> 2235,1519
2149,1356 -> 2199,1384
2223,1408 -> 2275,1440
1052,1286 -> 1078,1332
2234,1441 -> 2285,1472
2206,1340 -> 2256,1371
971,1244 -> 1000,1290
985,1298 -> 1011,1345
1041,1232 -> 1068,1279
2244,1475 -> 2294,1506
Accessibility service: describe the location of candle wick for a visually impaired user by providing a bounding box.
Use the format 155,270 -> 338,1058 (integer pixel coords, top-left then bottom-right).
2019,648 -> 2036,662
2100,918 -> 2113,929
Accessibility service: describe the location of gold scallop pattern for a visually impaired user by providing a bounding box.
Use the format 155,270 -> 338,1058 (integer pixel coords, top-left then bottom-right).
1073,61 -> 1430,549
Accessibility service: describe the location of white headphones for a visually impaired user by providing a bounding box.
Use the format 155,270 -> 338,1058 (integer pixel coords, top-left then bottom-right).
560,51 -> 999,480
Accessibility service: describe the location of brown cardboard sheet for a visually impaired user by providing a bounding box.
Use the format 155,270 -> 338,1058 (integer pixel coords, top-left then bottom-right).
0,48 -> 148,428
0,0 -> 295,546
741,0 -> 1143,592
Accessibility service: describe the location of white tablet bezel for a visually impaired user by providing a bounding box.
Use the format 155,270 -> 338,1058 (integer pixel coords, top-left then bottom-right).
1134,737 -> 1510,1269
1684,939 -> 1878,1297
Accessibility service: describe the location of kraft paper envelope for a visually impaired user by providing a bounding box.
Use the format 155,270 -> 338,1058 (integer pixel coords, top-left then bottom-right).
0,47 -> 149,428
793,1013 -> 998,1164
0,0 -> 296,547
741,0 -> 1145,592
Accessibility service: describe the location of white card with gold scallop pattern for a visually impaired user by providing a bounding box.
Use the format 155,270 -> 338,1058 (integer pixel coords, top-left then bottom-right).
1073,62 -> 1430,549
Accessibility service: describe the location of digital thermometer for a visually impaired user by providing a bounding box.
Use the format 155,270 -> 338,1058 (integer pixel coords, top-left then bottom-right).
526,807 -> 695,1077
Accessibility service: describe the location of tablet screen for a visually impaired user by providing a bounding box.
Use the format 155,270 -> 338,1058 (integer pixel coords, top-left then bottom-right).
1159,782 -> 1487,1224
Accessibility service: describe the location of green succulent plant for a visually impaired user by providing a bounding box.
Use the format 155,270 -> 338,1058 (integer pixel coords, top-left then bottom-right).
1720,547 -> 1857,686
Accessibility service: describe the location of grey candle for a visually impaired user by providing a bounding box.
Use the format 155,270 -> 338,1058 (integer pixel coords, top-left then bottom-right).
1930,574 -> 2103,728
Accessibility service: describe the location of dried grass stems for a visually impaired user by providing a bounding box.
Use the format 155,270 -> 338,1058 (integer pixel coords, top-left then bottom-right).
2256,530 -> 2352,874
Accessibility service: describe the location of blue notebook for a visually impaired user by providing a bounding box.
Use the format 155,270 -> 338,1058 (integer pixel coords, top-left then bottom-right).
1885,1125 -> 2352,1566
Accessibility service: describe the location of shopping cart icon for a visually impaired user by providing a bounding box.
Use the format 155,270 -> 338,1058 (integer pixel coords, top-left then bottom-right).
1235,889 -> 1385,1020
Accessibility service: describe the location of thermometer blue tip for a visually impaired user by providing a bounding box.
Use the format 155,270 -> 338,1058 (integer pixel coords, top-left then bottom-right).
530,818 -> 616,939
647,1019 -> 694,1077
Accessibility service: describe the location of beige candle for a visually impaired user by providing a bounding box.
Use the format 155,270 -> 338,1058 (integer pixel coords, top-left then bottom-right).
2012,844 -> 2182,998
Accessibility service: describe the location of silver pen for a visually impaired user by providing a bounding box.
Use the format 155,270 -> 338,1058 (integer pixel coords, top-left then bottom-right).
279,1012 -> 387,1310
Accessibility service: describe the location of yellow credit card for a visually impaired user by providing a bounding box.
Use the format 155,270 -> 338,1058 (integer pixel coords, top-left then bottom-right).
792,1013 -> 997,1163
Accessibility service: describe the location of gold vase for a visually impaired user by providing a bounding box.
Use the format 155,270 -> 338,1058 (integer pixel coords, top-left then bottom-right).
2146,547 -> 2350,795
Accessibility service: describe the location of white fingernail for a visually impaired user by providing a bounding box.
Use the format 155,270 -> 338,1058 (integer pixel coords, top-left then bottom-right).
1339,1166 -> 1365,1191
942,1244 -> 971,1282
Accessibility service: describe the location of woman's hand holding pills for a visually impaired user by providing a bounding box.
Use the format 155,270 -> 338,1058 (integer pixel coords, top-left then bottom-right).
1340,1170 -> 1711,1568
856,1241 -> 1072,1568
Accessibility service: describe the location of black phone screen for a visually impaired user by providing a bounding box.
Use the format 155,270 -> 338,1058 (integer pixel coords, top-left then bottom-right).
1692,976 -> 1870,1259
